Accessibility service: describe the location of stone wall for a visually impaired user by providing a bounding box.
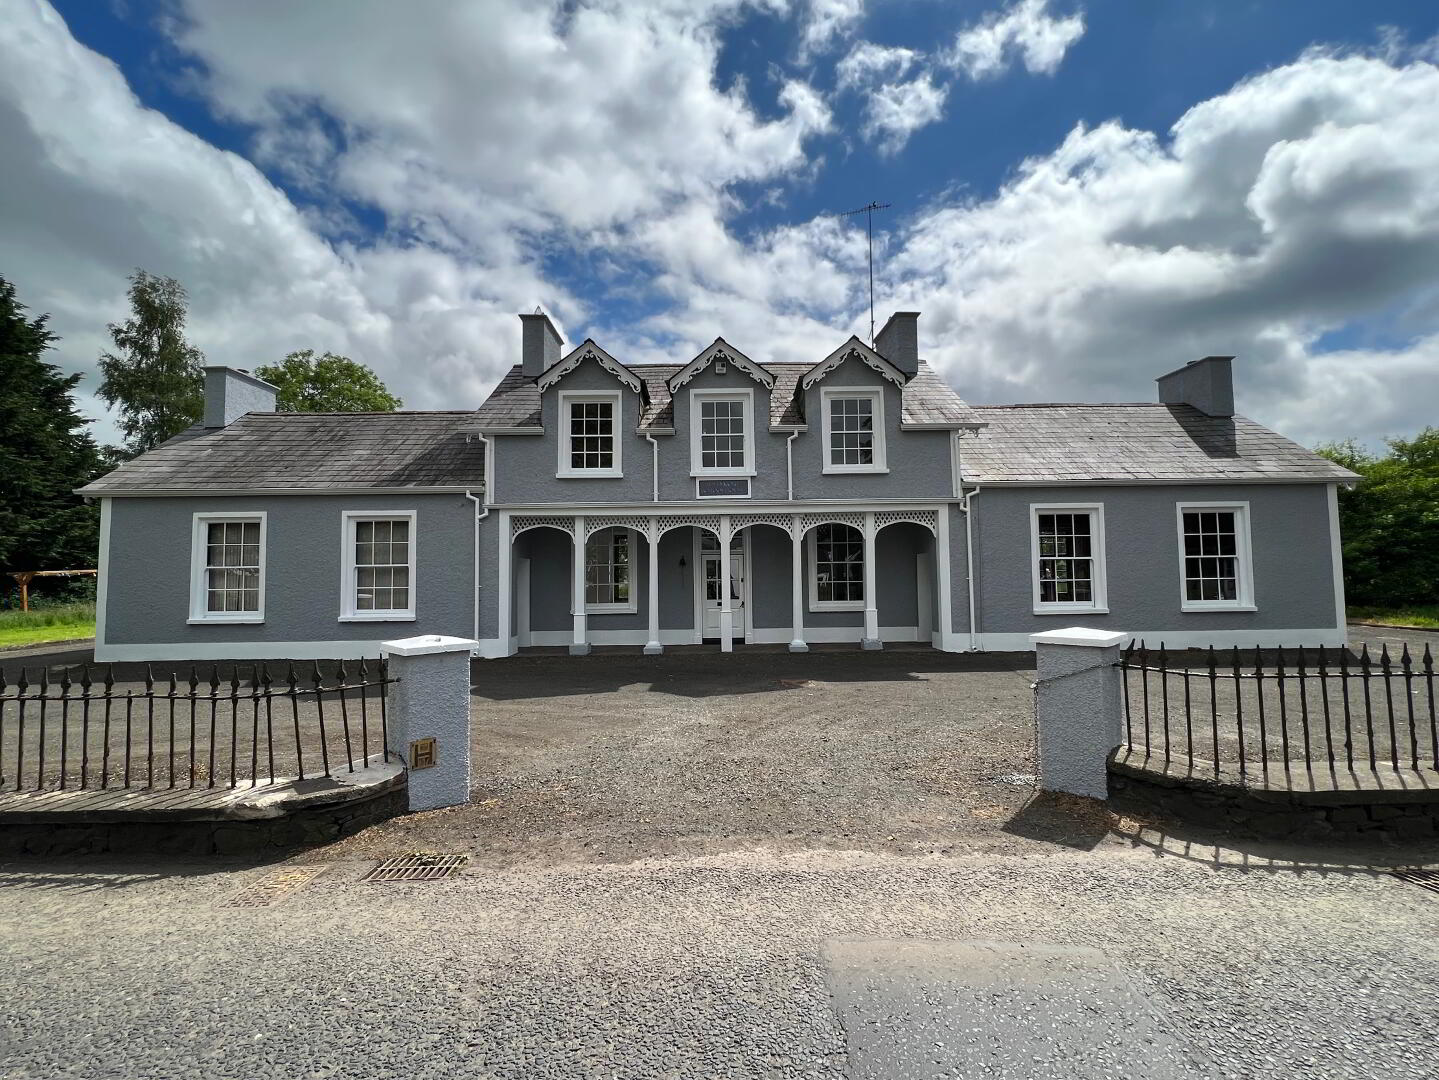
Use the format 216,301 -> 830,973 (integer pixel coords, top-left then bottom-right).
1109,759 -> 1439,843
0,784 -> 404,858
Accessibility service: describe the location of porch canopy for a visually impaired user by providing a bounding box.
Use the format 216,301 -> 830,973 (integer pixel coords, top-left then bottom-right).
503,509 -> 947,655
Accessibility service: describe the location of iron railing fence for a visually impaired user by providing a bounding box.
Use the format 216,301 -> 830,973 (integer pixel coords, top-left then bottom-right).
0,660 -> 394,793
1119,642 -> 1437,778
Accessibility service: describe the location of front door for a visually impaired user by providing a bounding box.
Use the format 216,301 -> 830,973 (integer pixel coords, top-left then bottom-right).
701,550 -> 745,640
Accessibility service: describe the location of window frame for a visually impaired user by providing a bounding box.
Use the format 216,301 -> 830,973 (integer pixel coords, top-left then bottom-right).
1029,503 -> 1108,615
689,388 -> 756,478
557,390 -> 623,479
188,512 -> 267,625
339,510 -> 418,622
1175,501 -> 1256,612
820,387 -> 887,474
806,523 -> 866,612
584,527 -> 638,614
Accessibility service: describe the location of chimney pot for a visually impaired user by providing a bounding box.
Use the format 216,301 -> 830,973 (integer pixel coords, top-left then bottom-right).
874,311 -> 920,378
1156,355 -> 1235,418
520,310 -> 564,379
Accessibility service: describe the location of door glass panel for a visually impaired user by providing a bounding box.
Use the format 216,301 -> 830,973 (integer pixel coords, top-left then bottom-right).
704,557 -> 721,602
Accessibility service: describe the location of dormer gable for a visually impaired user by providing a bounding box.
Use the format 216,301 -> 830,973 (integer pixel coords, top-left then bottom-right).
666,338 -> 776,393
537,339 -> 644,395
801,336 -> 907,391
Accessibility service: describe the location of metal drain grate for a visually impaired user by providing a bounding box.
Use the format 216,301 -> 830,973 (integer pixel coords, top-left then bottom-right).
1391,868 -> 1439,895
222,865 -> 328,907
362,853 -> 468,883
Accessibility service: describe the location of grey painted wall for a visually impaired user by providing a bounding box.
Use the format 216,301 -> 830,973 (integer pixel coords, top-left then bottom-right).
490,353 -> 956,506
795,356 -> 953,501
972,483 -> 1337,635
491,358 -> 655,504
106,493 -> 476,646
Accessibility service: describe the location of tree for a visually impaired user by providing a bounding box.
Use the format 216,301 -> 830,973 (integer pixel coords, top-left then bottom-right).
0,277 -> 105,572
1317,429 -> 1439,608
254,350 -> 403,412
97,270 -> 204,456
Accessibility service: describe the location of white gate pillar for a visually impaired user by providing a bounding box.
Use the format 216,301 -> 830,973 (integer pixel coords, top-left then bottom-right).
1032,627 -> 1127,799
861,511 -> 881,650
789,515 -> 808,653
381,635 -> 476,811
570,514 -> 590,655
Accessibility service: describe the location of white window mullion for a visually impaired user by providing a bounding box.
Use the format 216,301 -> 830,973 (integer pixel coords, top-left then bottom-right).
558,391 -> 623,478
1030,504 -> 1107,615
189,513 -> 266,624
341,511 -> 417,621
1176,502 -> 1255,611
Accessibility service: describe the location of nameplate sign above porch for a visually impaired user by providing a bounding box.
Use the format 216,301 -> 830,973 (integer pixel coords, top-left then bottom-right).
697,478 -> 751,499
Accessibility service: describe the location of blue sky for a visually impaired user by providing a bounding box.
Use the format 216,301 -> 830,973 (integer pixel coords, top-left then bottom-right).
5,0 -> 1439,449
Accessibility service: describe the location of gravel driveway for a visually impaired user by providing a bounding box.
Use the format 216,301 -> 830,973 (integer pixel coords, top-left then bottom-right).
316,645 -> 1109,866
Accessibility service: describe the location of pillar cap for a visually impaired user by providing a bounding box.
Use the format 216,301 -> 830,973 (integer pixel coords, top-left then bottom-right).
381,634 -> 478,657
1030,627 -> 1128,648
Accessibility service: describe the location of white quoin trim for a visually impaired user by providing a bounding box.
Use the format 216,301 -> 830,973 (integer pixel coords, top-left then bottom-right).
95,497 -> 112,649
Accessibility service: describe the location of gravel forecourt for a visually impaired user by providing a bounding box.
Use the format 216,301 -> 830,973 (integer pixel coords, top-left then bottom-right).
2,633 -> 1438,1078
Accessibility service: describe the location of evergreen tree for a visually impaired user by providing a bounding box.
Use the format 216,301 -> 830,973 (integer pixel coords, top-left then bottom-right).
0,277 -> 105,572
255,350 -> 403,412
97,269 -> 204,456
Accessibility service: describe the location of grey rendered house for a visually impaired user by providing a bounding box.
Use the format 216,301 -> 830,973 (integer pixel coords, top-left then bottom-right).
81,310 -> 1357,662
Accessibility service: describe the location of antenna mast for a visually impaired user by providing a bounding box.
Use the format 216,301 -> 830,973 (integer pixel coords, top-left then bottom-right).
839,200 -> 891,346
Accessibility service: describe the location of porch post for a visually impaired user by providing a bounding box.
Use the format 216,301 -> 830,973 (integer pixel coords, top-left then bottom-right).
719,514 -> 733,652
789,514 -> 808,652
644,520 -> 662,655
936,507 -> 955,652
570,515 -> 590,655
861,511 -> 881,650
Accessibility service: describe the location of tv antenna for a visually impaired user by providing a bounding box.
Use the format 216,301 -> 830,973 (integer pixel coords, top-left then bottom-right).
839,200 -> 890,346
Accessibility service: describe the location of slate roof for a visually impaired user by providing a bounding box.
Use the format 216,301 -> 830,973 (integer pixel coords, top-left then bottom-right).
79,412 -> 485,495
467,359 -> 982,433
959,404 -> 1358,484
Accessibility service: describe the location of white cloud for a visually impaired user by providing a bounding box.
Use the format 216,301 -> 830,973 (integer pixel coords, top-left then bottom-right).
861,72 -> 947,156
0,0 -> 833,443
836,41 -> 946,154
835,40 -> 916,89
948,0 -> 1085,80
3,0 -> 1438,457
880,50 -> 1439,446
798,0 -> 864,61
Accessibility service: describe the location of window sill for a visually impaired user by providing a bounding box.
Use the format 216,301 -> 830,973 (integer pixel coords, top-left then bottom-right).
809,603 -> 865,613
690,469 -> 757,479
339,614 -> 417,623
556,471 -> 624,480
188,617 -> 265,625
585,606 -> 639,616
1033,606 -> 1110,616
822,466 -> 889,475
1180,604 -> 1258,614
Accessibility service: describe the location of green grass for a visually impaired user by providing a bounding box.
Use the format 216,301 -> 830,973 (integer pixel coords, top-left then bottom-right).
0,602 -> 96,649
1348,605 -> 1439,630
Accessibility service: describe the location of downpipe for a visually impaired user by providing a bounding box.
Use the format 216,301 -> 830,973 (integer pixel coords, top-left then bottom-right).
464,433 -> 492,654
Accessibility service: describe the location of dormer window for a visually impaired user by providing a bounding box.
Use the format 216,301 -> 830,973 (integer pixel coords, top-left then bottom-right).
690,389 -> 755,477
821,388 -> 886,473
558,391 -> 622,478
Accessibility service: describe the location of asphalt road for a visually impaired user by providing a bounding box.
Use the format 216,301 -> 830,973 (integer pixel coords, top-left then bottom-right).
2,841 -> 1436,1079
